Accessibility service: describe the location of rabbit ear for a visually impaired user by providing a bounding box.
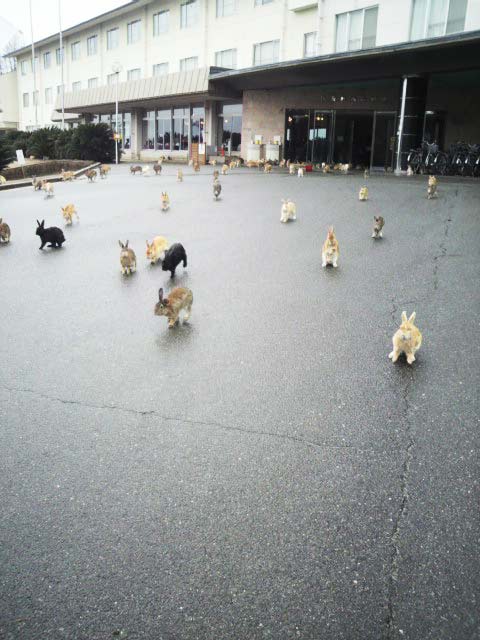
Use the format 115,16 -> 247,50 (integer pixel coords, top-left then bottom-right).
158,288 -> 164,302
37,220 -> 41,226
125,240 -> 129,248
408,312 -> 416,323
118,240 -> 124,248
401,311 -> 407,323
40,220 -> 45,228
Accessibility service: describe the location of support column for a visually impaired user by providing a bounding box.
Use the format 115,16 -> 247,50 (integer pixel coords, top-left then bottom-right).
130,109 -> 143,161
395,75 -> 428,172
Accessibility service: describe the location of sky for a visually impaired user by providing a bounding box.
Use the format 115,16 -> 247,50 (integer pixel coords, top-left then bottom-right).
0,0 -> 129,50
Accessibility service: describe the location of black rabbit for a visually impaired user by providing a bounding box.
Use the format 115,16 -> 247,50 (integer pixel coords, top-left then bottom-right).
36,219 -> 65,249
161,243 -> 187,278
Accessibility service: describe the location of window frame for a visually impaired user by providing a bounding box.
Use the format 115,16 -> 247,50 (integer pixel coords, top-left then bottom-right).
71,41 -> 81,61
179,56 -> 199,72
255,0 -> 274,6
87,35 -> 98,56
43,51 -> 51,69
23,92 -> 29,107
88,77 -> 99,89
215,48 -> 237,68
253,39 -> 280,66
106,27 -> 119,50
303,32 -> 317,57
56,47 -> 64,65
44,87 -> 52,104
127,19 -> 142,44
409,0 -> 467,40
216,0 -> 236,17
153,9 -> 169,35
153,62 -> 169,76
72,81 -> 82,92
335,6 -> 378,52
180,0 -> 199,29
20,60 -> 29,75
127,68 -> 141,81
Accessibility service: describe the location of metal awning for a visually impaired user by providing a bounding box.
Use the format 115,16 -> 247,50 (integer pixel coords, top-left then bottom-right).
209,30 -> 480,91
56,67 -> 237,114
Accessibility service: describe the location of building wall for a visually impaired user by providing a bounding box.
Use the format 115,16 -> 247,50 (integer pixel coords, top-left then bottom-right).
0,71 -> 19,130
13,0 -> 480,130
242,81 -> 400,150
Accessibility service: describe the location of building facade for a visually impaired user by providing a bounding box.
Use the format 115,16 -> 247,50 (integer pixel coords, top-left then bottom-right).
6,0 -> 480,167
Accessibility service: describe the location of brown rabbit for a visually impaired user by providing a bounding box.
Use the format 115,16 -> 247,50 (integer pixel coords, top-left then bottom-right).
86,169 -> 97,182
389,311 -> 422,365
99,165 -> 110,179
372,216 -> 384,238
118,240 -> 136,275
322,226 -> 339,268
153,163 -> 162,175
154,287 -> 193,328
0,218 -> 11,243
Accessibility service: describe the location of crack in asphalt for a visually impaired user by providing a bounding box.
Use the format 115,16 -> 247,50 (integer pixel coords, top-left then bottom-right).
385,371 -> 414,639
433,191 -> 455,291
0,383 -> 369,452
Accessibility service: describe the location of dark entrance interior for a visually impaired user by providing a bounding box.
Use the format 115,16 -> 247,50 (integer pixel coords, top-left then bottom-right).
285,109 -> 393,169
333,113 -> 373,167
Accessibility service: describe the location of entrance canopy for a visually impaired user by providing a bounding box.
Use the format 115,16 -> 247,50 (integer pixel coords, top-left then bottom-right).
209,30 -> 480,92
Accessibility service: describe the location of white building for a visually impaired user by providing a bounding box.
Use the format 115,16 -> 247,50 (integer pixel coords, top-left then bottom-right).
6,0 -> 480,167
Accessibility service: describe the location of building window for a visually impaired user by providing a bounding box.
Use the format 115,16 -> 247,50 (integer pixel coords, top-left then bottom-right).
173,107 -> 189,150
180,56 -> 198,71
107,28 -> 119,49
88,77 -> 99,88
56,47 -> 64,65
122,112 -> 131,149
20,60 -> 29,75
191,107 -> 205,144
153,63 -> 169,76
253,40 -> 280,65
142,110 -> 156,149
217,0 -> 236,17
181,1 -> 199,28
215,48 -> 237,68
255,0 -> 274,5
127,20 -> 141,44
218,103 -> 242,152
156,109 -> 171,150
72,81 -> 81,92
87,35 -> 98,56
71,41 -> 81,60
153,10 -> 169,35
43,51 -> 51,69
33,56 -> 39,71
33,90 -> 39,105
45,87 -> 52,104
23,92 -> 29,107
57,85 -> 63,96
335,6 -> 378,52
410,0 -> 467,40
127,68 -> 141,81
304,32 -> 316,57
107,73 -> 118,85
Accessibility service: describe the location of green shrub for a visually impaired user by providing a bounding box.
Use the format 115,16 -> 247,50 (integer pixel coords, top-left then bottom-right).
68,123 -> 118,162
54,128 -> 74,159
26,127 -> 62,159
0,137 -> 13,171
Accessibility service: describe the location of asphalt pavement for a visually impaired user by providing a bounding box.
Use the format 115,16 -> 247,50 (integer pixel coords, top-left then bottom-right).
0,164 -> 479,640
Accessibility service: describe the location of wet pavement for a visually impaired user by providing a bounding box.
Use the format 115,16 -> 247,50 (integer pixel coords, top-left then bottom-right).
1,165 -> 479,639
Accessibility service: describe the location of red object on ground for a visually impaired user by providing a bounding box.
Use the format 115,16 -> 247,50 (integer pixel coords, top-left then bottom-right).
305,164 -> 313,172
220,147 -> 225,156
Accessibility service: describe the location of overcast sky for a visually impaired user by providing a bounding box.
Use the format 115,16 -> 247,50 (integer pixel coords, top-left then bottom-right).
0,0 -> 128,50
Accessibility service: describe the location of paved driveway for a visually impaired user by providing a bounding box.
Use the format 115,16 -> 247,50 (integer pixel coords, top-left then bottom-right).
1,165 -> 479,639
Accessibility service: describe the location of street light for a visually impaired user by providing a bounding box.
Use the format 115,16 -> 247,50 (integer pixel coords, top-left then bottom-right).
112,62 -> 122,165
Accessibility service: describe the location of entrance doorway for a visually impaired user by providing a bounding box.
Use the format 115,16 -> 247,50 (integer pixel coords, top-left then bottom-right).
371,111 -> 396,170
333,112 -> 373,167
285,111 -> 310,162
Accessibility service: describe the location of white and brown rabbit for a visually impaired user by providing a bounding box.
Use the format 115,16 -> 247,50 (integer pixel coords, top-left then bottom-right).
213,180 -> 222,200
221,164 -> 228,176
280,199 -> 296,223
372,216 -> 385,238
0,218 -> 11,243
177,168 -> 184,182
61,204 -> 79,225
428,175 -> 437,187
359,186 -> 368,201
161,192 -> 170,211
264,163 -> 272,173
146,236 -> 169,264
297,167 -> 305,177
118,240 -> 136,275
42,182 -> 54,198
427,183 -> 437,199
389,311 -> 422,365
322,226 -> 339,268
154,287 -> 193,328
407,165 -> 414,176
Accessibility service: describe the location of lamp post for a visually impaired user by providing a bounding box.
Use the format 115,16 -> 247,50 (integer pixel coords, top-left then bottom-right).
59,0 -> 64,130
112,62 -> 122,165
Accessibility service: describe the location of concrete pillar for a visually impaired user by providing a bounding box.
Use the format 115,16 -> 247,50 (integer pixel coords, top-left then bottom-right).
130,108 -> 143,160
395,76 -> 428,171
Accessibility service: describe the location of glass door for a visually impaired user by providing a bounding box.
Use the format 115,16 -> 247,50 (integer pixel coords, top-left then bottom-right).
371,111 -> 396,171
310,111 -> 334,164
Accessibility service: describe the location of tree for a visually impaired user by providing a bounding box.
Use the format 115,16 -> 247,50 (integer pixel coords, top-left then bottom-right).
68,123 -> 118,163
0,137 -> 13,171
26,127 -> 61,159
